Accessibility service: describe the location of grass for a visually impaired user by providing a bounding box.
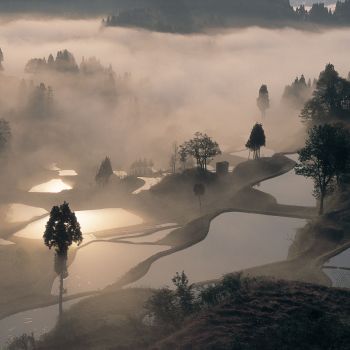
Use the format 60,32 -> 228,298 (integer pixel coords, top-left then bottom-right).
33,276 -> 350,350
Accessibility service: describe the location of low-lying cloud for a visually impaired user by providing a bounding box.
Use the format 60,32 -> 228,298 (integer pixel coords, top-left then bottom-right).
1,18 -> 350,169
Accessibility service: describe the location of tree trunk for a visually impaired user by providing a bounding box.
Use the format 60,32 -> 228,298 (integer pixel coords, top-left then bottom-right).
58,271 -> 64,321
319,193 -> 324,215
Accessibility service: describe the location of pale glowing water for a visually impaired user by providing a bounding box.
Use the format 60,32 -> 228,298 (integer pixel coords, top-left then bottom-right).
325,248 -> 350,268
46,163 -> 60,171
133,177 -> 162,194
323,268 -> 350,289
118,227 -> 176,244
29,179 -> 72,193
257,154 -> 315,206
58,170 -> 78,176
128,212 -> 305,288
51,242 -> 168,295
14,208 -> 144,239
0,298 -> 85,347
4,204 -> 47,223
0,239 -> 15,246
114,170 -> 128,178
323,248 -> 350,289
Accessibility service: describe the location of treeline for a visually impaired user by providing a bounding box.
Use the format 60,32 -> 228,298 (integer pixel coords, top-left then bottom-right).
25,49 -> 115,76
295,1 -> 350,25
103,0 -> 295,33
103,0 -> 350,33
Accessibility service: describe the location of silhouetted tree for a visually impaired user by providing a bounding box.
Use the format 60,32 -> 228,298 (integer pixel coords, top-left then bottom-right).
95,157 -> 113,185
257,84 -> 270,118
172,271 -> 195,315
26,82 -> 54,118
43,202 -> 82,320
301,64 -> 350,125
55,49 -> 79,73
246,123 -> 266,159
179,145 -> 188,171
179,132 -> 221,172
193,183 -> 205,212
295,124 -> 350,215
145,271 -> 195,328
282,74 -> 313,108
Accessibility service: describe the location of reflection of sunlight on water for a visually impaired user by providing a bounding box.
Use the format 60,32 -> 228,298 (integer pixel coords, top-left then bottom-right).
59,170 -> 78,176
51,242 -> 167,295
4,203 -> 47,223
29,179 -> 72,193
14,208 -> 144,239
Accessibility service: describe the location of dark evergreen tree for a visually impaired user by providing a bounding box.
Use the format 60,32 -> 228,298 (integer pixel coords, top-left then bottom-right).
301,64 -> 350,125
257,84 -> 270,118
27,83 -> 53,118
283,74 -> 313,108
245,123 -> 266,159
95,156 -> 114,185
43,202 -> 82,320
172,271 -> 195,315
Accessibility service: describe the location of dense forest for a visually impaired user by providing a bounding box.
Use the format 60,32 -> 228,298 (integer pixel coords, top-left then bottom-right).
2,0 -> 350,33
103,0 -> 350,33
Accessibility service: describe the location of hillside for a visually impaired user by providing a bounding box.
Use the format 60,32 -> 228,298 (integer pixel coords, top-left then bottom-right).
32,277 -> 350,350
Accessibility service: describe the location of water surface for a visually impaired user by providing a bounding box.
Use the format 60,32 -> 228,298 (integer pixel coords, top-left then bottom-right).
29,179 -> 72,193
257,154 -> 315,206
0,298 -> 84,348
133,177 -> 162,194
4,203 -> 47,223
51,242 -> 168,295
58,170 -> 77,176
129,212 -> 305,288
14,208 -> 144,239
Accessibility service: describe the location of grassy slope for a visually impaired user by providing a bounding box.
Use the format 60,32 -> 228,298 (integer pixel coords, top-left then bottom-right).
38,279 -> 350,350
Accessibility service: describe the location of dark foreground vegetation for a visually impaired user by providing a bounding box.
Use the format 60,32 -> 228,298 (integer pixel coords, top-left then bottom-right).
11,274 -> 350,350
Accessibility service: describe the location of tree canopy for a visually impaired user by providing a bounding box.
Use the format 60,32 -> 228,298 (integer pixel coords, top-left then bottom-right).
257,84 -> 270,118
300,64 -> 350,125
95,157 -> 114,185
44,201 -> 83,257
295,124 -> 350,215
245,123 -> 266,159
179,132 -> 221,172
282,74 -> 313,108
